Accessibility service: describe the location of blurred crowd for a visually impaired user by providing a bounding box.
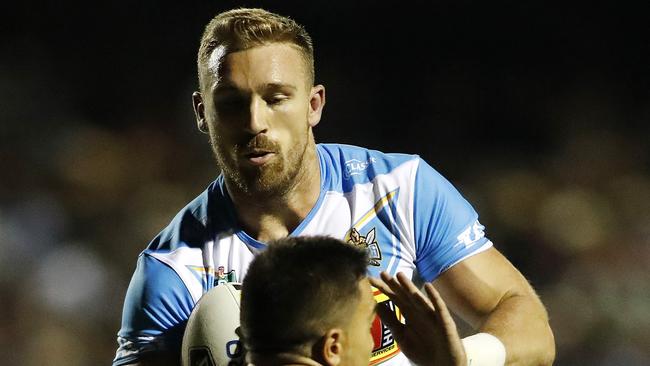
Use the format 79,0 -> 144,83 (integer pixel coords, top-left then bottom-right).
1,2 -> 648,366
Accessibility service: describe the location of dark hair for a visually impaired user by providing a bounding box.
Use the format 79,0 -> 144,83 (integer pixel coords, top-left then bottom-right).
197,8 -> 315,91
240,236 -> 368,356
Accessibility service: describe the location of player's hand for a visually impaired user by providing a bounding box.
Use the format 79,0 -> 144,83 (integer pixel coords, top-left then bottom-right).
369,272 -> 467,366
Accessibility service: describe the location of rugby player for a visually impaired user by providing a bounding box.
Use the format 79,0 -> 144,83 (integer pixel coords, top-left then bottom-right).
114,8 -> 555,366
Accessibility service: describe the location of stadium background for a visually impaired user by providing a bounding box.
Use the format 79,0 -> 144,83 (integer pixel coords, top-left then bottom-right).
1,1 -> 648,365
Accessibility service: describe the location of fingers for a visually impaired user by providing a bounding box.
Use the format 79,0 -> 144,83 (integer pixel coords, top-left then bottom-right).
395,272 -> 434,309
369,275 -> 410,317
424,283 -> 448,322
369,276 -> 394,297
424,283 -> 462,340
369,276 -> 406,340
370,272 -> 465,365
370,272 -> 411,317
380,272 -> 434,316
380,272 -> 413,307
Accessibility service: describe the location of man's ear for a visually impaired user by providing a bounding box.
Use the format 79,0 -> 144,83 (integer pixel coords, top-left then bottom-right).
192,91 -> 208,134
307,84 -> 326,128
319,328 -> 344,365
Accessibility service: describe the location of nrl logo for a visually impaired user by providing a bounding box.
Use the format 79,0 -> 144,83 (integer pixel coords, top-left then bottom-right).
347,228 -> 382,266
215,266 -> 238,285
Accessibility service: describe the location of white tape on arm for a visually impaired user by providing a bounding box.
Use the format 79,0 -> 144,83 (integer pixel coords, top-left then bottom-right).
461,333 -> 506,366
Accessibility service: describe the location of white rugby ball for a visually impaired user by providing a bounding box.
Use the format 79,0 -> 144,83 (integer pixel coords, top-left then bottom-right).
181,283 -> 245,366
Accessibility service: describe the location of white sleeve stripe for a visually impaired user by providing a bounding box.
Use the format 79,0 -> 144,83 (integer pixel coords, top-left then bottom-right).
443,240 -> 493,275
150,247 -> 206,303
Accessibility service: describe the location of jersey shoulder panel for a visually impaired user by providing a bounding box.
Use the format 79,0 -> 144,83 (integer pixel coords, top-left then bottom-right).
317,143 -> 418,193
412,158 -> 492,281
146,176 -> 237,252
113,252 -> 195,365
115,177 -> 239,365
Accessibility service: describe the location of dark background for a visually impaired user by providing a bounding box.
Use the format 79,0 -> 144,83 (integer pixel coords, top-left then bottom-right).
1,1 -> 648,365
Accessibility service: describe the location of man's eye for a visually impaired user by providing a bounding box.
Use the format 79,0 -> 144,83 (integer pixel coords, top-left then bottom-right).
217,96 -> 241,104
216,95 -> 246,110
266,94 -> 289,105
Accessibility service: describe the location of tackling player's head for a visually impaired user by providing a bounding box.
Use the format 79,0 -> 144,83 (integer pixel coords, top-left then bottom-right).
240,236 -> 376,366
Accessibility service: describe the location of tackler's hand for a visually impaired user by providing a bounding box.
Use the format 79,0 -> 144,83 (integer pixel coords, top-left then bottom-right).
369,272 -> 466,366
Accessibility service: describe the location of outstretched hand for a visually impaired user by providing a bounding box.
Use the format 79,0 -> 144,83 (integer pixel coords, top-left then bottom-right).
369,272 -> 466,366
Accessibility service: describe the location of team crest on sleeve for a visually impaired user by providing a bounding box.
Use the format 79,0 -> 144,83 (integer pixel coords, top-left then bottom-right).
347,228 -> 382,266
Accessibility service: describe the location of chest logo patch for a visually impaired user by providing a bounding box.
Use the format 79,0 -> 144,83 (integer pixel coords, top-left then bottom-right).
344,189 -> 399,267
347,228 -> 382,266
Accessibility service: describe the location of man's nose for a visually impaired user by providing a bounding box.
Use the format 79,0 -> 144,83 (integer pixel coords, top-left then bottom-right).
245,96 -> 268,135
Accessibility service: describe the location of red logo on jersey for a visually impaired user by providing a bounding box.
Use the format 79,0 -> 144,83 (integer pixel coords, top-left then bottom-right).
370,288 -> 401,364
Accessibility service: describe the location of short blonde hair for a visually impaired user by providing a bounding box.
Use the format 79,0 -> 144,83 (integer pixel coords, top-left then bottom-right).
197,8 -> 314,90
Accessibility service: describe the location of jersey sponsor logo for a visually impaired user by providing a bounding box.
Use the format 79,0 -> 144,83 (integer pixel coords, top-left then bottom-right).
347,227 -> 383,266
344,157 -> 377,178
215,266 -> 238,285
455,220 -> 485,248
370,288 -> 401,364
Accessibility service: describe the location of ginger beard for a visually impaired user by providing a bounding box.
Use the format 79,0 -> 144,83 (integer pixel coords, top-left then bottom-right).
208,122 -> 311,197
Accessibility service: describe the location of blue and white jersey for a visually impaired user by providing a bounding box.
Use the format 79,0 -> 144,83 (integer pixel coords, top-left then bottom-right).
114,143 -> 492,366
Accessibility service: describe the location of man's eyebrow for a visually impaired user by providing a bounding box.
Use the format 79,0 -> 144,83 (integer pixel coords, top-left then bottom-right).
213,82 -> 296,94
262,82 -> 297,91
213,82 -> 239,93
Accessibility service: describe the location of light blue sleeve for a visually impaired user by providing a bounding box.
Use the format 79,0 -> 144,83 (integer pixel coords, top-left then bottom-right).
413,158 -> 491,282
113,252 -> 195,366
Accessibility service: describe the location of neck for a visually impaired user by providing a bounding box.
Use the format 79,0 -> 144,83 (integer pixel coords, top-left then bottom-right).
226,140 -> 321,242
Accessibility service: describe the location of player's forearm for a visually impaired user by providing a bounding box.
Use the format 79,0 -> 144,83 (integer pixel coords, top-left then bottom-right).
479,292 -> 555,366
